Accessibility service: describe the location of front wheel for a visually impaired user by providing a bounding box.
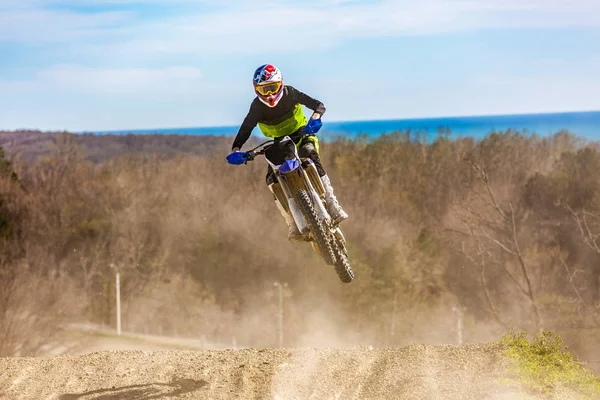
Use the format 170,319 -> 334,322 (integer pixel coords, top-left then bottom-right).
332,228 -> 354,283
296,189 -> 336,266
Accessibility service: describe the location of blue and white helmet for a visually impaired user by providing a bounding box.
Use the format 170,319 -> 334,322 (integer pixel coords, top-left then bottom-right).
253,64 -> 284,107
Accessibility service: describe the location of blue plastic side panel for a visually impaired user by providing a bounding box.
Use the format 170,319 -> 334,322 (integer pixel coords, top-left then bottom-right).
279,159 -> 300,174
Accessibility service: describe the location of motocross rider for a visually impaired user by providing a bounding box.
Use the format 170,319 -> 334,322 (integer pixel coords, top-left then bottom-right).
231,64 -> 348,241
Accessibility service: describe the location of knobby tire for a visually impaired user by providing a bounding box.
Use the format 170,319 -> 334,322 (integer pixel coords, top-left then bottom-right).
296,189 -> 336,266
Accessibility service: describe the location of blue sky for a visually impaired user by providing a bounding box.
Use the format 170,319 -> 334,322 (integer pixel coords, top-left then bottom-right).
1,0 -> 599,131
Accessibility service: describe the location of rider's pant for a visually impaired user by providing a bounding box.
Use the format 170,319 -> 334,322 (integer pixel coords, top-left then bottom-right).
265,132 -> 326,186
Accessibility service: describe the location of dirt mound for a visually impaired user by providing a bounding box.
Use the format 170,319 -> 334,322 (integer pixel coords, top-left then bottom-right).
0,344 -> 526,399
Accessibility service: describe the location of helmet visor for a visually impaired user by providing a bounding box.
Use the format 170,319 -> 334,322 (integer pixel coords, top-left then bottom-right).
255,81 -> 282,96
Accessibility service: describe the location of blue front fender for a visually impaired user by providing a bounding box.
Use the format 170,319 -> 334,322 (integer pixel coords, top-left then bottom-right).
279,159 -> 301,174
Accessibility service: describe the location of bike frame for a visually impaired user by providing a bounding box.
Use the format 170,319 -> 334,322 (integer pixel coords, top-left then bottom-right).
247,136 -> 332,236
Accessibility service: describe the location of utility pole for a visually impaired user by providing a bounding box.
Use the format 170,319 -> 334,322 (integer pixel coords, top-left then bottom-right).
390,288 -> 398,345
452,305 -> 465,345
111,263 -> 121,335
273,281 -> 287,348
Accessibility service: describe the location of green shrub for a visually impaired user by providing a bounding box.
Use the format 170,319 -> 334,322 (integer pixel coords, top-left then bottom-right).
501,330 -> 600,398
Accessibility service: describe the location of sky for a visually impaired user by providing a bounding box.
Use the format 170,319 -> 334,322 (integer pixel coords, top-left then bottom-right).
0,0 -> 599,131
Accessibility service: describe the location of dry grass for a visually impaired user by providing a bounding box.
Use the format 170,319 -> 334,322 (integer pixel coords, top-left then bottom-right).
0,130 -> 599,359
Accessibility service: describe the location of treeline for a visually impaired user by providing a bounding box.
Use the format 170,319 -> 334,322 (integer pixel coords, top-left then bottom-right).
0,130 -> 242,162
1,129 -> 599,359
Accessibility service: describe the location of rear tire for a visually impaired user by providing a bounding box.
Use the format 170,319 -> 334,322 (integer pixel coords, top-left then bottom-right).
296,189 -> 336,266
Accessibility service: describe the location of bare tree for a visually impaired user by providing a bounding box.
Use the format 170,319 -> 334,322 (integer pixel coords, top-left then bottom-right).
0,266 -> 87,357
552,247 -> 600,326
565,206 -> 600,320
451,158 -> 542,331
568,206 -> 600,256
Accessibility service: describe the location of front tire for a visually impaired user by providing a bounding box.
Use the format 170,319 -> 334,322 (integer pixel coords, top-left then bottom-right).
332,230 -> 354,283
296,189 -> 336,266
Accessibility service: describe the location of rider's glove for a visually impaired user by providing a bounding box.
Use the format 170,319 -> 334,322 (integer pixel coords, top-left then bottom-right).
303,117 -> 323,135
226,151 -> 249,165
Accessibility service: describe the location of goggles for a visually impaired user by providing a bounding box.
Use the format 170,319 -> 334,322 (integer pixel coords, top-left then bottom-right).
254,81 -> 282,96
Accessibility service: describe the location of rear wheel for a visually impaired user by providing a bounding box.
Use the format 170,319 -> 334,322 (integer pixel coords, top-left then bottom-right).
296,189 -> 336,266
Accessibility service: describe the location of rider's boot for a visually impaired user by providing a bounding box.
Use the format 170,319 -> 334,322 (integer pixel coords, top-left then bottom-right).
269,183 -> 303,242
321,174 -> 348,225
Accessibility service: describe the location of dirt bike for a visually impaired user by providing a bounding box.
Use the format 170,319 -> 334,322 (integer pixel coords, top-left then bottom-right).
227,134 -> 354,283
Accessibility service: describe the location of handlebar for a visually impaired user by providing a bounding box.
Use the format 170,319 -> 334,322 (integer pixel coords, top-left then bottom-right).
245,137 -> 280,159
226,136 -> 290,165
227,117 -> 322,166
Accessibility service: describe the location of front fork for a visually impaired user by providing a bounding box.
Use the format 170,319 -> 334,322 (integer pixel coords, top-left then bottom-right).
302,161 -> 330,223
271,161 -> 331,234
269,177 -> 308,235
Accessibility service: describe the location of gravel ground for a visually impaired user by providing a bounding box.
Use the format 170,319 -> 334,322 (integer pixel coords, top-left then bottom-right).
0,343 -> 534,400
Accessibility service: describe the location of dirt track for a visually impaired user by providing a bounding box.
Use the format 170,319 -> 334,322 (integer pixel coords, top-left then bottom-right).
0,342 -> 539,400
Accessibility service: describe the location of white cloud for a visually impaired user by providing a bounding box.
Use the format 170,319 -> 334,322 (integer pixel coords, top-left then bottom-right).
46,64 -> 200,87
0,9 -> 132,42
2,0 -> 599,49
47,0 -> 597,61
1,65 -> 203,94
0,0 -> 201,8
0,64 -> 211,130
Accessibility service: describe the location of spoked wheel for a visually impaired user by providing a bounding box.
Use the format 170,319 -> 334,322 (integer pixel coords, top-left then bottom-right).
296,189 -> 336,266
331,228 -> 354,283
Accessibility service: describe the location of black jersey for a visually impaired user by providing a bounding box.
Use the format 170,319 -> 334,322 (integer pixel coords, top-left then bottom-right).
232,85 -> 326,150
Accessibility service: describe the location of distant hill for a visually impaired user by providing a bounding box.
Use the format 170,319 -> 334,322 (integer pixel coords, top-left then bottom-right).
0,130 -> 257,163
